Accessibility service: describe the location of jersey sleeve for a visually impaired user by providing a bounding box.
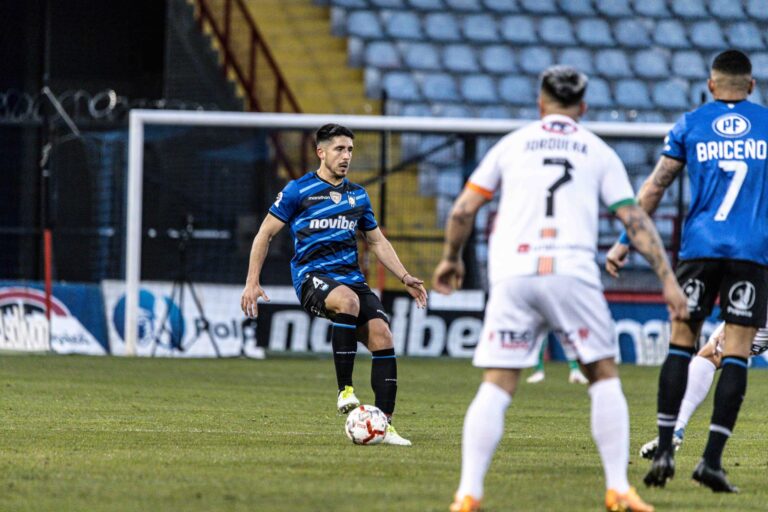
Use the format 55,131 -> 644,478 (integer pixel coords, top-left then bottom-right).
466,139 -> 505,199
357,190 -> 378,231
268,181 -> 300,222
662,114 -> 687,162
600,146 -> 636,212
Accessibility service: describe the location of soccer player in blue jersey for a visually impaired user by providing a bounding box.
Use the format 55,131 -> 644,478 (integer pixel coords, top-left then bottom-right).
241,123 -> 427,446
607,50 -> 768,492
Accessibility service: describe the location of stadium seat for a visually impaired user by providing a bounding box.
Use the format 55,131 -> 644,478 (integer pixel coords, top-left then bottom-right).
443,44 -> 480,73
461,75 -> 498,103
498,76 -> 534,105
576,19 -> 615,47
746,0 -> 768,21
480,45 -> 516,74
403,42 -> 441,70
347,10 -> 383,39
559,48 -> 593,74
421,73 -> 460,101
654,20 -> 690,49
595,0 -> 632,17
408,0 -> 443,9
424,13 -> 462,41
384,11 -> 423,40
671,0 -> 709,18
633,49 -> 670,79
499,15 -> 537,45
478,104 -> 512,118
726,23 -> 765,51
689,81 -> 711,106
615,80 -> 652,109
463,14 -> 498,42
539,17 -> 576,46
433,103 -> 473,117
558,0 -> 595,16
631,0 -> 669,17
514,106 -> 540,119
653,79 -> 689,110
672,51 -> 707,79
592,109 -> 627,121
382,72 -> 422,101
709,0 -> 746,19
400,102 -> 432,116
520,0 -> 557,13
372,0 -> 404,6
445,0 -> 483,10
751,53 -> 768,80
518,47 -> 553,75
614,19 -> 650,48
595,49 -> 633,78
436,169 -> 464,195
483,0 -> 520,12
633,111 -> 666,122
689,21 -> 726,49
613,141 -> 647,167
584,77 -> 613,108
332,0 -> 370,7
365,41 -> 401,68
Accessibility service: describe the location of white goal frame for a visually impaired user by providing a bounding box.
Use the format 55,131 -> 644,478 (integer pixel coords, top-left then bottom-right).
125,109 -> 671,355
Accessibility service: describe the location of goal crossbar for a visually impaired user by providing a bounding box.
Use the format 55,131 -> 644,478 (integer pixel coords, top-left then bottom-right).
124,109 -> 672,355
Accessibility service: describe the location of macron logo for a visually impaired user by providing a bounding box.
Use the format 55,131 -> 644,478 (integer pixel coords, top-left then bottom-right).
309,215 -> 358,231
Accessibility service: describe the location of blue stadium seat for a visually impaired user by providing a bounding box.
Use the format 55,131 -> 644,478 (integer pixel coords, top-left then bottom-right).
584,77 -> 613,108
424,13 -> 462,41
445,0 -> 483,10
595,49 -> 632,78
709,0 -> 746,19
436,169 -> 464,195
518,47 -> 553,75
746,0 -> 768,21
633,49 -> 669,79
443,44 -> 480,73
614,19 -> 650,48
539,17 -> 576,46
615,80 -> 652,109
633,111 -> 666,122
654,20 -> 690,49
347,10 -> 383,39
558,0 -> 595,15
689,82 -> 711,106
576,19 -> 615,47
461,75 -> 498,103
498,76 -> 535,105
463,14 -> 498,42
514,106 -> 540,119
408,0 -> 444,9
383,72 -> 421,101
478,105 -> 512,118
421,73 -> 460,101
592,109 -> 627,121
480,45 -> 516,74
499,15 -> 537,44
384,11 -> 423,39
331,0 -> 370,7
403,42 -> 441,70
726,23 -> 765,51
371,0 -> 404,6
653,80 -> 689,110
595,0 -> 632,17
400,102 -> 432,116
750,85 -> 764,105
632,0 -> 669,17
365,41 -> 401,68
613,141 -> 647,167
751,53 -> 768,80
690,21 -> 726,49
520,0 -> 557,13
559,48 -> 593,74
672,51 -> 707,79
483,0 -> 520,12
671,0 -> 709,18
433,104 -> 473,117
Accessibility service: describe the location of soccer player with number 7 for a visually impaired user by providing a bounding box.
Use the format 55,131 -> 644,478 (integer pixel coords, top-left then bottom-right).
606,50 -> 768,493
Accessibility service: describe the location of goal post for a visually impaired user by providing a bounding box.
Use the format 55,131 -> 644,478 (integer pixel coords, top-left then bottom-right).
124,109 -> 672,356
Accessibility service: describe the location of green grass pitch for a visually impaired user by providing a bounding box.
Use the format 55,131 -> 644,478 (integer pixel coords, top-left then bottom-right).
2,353 -> 768,511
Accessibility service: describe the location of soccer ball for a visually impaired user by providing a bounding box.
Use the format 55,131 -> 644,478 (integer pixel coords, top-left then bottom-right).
345,405 -> 388,445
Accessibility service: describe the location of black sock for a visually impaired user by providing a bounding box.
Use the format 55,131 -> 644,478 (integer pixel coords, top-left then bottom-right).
331,313 -> 358,391
657,344 -> 695,452
371,348 -> 397,416
703,356 -> 748,470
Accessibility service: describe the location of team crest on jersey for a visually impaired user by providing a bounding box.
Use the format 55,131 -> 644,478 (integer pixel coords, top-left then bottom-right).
542,120 -> 577,134
348,194 -> 356,207
330,191 -> 342,204
712,113 -> 751,138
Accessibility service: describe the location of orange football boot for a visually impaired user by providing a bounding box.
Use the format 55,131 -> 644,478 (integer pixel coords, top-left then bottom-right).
605,486 -> 655,512
449,494 -> 482,512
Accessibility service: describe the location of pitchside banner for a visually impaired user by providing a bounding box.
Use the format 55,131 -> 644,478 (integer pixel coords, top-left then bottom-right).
0,281 -> 108,355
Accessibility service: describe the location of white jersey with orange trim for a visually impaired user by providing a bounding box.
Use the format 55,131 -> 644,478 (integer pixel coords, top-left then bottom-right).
468,114 -> 635,289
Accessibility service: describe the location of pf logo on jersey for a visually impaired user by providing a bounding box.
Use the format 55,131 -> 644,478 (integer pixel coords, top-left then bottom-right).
682,278 -> 705,311
728,281 -> 755,317
712,113 -> 751,138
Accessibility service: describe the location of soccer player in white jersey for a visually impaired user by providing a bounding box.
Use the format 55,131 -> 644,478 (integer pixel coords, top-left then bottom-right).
433,65 -> 688,512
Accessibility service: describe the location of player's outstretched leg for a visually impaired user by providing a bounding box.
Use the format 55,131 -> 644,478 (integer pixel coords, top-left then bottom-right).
332,313 -> 360,413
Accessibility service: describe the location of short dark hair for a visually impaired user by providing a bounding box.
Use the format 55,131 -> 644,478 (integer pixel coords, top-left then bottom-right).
540,65 -> 588,107
315,124 -> 354,146
712,50 -> 752,76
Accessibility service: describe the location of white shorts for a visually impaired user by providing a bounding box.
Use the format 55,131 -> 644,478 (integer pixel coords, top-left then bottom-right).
473,275 -> 616,368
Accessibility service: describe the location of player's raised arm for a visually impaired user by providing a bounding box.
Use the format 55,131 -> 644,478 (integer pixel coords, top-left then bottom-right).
362,226 -> 427,308
241,214 -> 286,318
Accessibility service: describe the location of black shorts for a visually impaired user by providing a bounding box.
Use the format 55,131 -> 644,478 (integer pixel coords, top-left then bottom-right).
676,259 -> 768,327
299,272 -> 389,326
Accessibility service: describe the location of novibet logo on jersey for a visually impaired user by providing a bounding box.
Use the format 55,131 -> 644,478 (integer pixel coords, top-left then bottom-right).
309,215 -> 357,230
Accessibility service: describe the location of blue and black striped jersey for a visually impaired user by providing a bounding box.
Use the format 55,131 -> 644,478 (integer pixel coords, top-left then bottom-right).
269,172 -> 377,297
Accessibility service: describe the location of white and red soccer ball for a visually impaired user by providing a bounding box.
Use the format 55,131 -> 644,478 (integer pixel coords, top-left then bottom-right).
345,405 -> 388,445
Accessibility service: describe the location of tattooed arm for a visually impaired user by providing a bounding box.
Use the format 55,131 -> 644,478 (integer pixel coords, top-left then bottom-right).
432,188 -> 489,294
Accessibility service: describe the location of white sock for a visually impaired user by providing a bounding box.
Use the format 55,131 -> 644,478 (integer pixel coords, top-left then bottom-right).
675,356 -> 717,432
456,381 -> 512,499
589,377 -> 630,493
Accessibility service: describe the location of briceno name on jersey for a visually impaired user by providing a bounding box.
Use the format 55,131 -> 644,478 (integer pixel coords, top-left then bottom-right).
269,172 -> 378,297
